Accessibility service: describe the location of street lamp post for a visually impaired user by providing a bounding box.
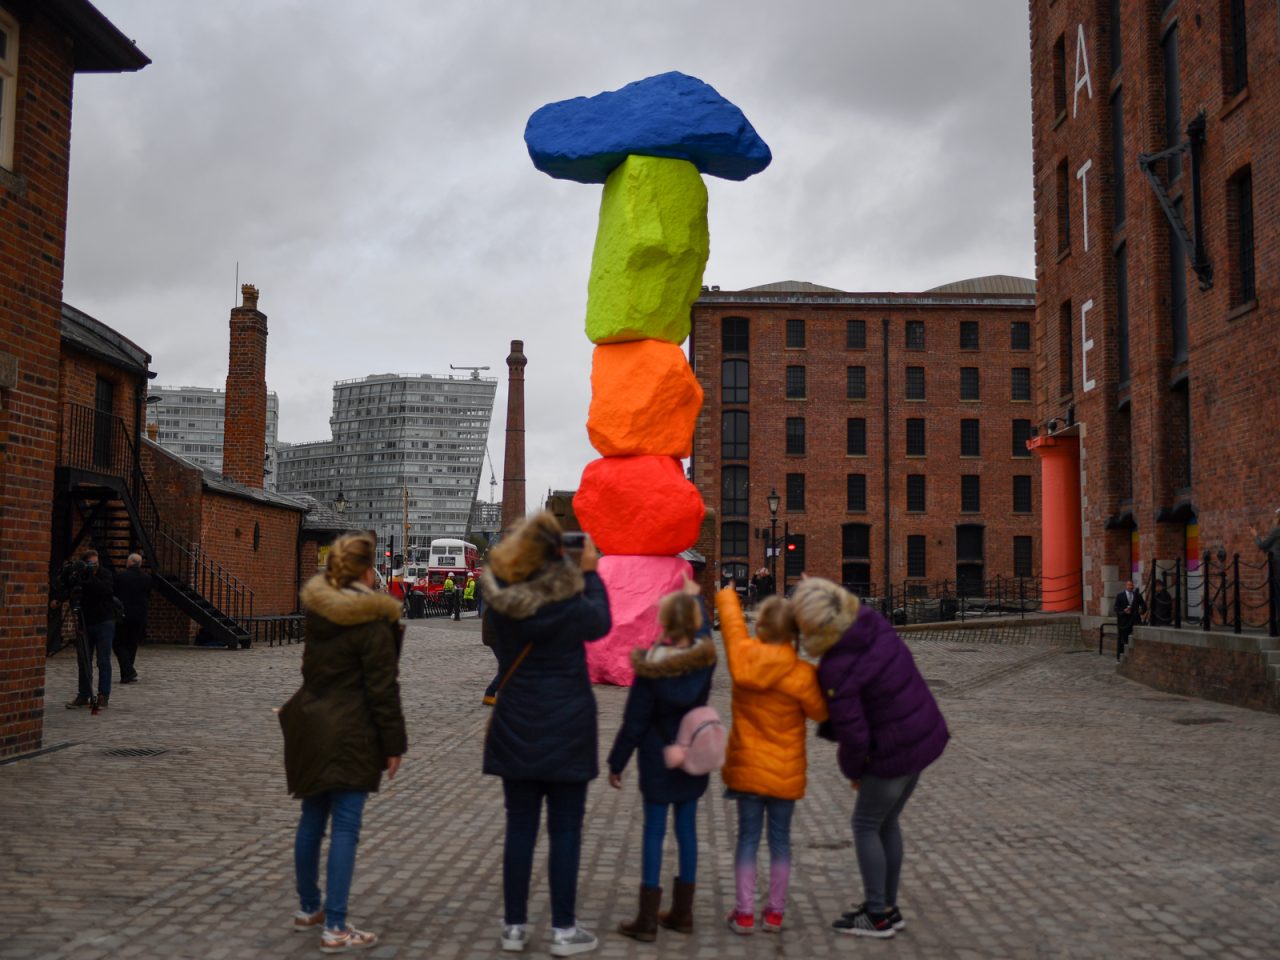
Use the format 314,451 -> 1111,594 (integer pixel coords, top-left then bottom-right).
766,487 -> 780,598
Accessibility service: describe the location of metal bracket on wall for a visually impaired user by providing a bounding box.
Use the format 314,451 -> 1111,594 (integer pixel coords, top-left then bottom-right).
1137,112 -> 1213,290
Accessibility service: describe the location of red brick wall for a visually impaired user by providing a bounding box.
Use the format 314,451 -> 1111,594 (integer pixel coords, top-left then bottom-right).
139,440 -> 204,643
200,494 -> 301,617
1030,1 -> 1280,618
691,294 -> 1041,593
222,287 -> 267,489
0,9 -> 76,757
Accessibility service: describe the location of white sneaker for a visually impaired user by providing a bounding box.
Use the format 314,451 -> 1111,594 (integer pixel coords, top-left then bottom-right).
549,925 -> 598,957
500,924 -> 529,952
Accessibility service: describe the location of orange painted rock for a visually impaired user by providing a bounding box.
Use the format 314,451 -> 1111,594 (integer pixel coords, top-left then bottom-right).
588,554 -> 695,685
587,340 -> 703,457
574,456 -> 705,556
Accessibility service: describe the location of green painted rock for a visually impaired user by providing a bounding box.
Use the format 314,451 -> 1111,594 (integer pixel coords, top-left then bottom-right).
585,155 -> 709,345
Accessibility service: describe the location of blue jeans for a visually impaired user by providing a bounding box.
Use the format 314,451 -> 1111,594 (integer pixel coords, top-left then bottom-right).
641,799 -> 698,889
852,773 -> 920,913
295,790 -> 368,930
78,619 -> 115,699
502,779 -> 587,929
735,796 -> 795,913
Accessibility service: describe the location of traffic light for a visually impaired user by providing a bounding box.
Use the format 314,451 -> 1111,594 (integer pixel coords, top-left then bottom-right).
386,535 -> 395,560
787,540 -> 797,552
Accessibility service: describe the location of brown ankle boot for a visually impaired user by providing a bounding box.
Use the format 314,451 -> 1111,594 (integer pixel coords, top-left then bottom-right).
618,884 -> 662,941
658,876 -> 695,934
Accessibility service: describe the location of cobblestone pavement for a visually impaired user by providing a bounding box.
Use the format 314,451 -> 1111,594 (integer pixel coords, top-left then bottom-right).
3,614 -> 1278,959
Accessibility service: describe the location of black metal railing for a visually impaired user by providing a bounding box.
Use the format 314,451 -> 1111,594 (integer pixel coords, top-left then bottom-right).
60,403 -> 254,634
1142,552 -> 1277,637
826,569 -> 1083,625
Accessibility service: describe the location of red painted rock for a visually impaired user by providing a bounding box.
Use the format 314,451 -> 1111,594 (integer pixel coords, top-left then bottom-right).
588,554 -> 694,685
574,456 -> 705,556
587,340 -> 703,457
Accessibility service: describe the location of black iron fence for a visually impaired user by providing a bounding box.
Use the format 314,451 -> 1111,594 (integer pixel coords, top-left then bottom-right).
61,403 -> 254,631
1142,552 -> 1277,637
830,569 -> 1083,625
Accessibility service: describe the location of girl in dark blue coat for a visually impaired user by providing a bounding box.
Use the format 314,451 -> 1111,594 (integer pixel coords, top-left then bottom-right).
608,590 -> 717,940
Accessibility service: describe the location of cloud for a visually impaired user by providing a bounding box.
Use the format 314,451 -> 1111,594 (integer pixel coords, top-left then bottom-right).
64,0 -> 1034,512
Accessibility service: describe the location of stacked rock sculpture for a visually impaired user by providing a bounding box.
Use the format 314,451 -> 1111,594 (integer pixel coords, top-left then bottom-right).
525,71 -> 771,684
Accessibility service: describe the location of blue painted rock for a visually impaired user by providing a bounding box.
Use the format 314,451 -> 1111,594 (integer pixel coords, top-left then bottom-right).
588,554 -> 695,686
525,71 -> 772,184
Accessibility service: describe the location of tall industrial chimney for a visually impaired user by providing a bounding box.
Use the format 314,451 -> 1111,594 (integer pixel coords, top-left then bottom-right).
501,340 -> 527,530
223,283 -> 268,488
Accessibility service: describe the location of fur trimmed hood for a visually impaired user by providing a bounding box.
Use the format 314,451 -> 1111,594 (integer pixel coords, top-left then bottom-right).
301,574 -> 403,626
479,559 -> 585,621
631,637 -> 717,679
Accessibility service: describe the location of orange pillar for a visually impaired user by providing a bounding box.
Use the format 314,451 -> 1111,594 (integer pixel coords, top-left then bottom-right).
1029,434 -> 1082,611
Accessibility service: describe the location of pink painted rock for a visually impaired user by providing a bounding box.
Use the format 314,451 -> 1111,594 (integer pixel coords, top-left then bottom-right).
574,456 -> 705,556
589,554 -> 694,685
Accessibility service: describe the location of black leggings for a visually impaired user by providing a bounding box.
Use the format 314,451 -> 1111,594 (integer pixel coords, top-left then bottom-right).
502,779 -> 587,929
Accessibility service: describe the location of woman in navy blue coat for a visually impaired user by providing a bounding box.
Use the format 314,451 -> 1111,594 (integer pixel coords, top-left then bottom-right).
480,513 -> 611,956
607,591 -> 716,941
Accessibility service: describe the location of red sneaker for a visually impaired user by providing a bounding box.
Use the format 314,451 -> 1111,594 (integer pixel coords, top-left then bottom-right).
726,911 -> 755,935
762,910 -> 784,932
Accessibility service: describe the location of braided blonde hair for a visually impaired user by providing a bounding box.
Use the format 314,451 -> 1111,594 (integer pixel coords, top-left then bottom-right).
791,577 -> 860,656
325,532 -> 376,589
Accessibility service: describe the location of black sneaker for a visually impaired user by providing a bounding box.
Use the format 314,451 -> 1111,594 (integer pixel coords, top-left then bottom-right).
842,902 -> 905,931
832,906 -> 894,938
65,696 -> 91,709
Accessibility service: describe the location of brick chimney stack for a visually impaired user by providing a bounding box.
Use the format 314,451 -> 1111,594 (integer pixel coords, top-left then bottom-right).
501,340 -> 527,531
223,283 -> 268,488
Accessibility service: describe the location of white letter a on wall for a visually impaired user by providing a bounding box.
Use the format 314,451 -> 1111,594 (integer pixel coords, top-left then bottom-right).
1073,22 -> 1093,118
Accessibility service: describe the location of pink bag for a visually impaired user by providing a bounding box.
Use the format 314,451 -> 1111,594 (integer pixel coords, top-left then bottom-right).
662,705 -> 727,775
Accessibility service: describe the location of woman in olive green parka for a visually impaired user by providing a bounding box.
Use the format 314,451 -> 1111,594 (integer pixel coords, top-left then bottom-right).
280,532 -> 406,952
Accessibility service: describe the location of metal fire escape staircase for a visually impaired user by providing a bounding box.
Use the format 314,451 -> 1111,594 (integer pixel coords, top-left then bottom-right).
53,403 -> 253,648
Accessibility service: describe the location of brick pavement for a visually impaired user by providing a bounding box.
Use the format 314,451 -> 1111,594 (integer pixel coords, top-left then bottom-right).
2,615 -> 1278,959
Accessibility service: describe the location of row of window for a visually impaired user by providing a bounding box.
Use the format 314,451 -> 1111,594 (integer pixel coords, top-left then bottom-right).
721,467 -> 1033,515
721,522 -> 1034,579
722,317 -> 1032,354
722,412 -> 1034,459
759,364 -> 1033,402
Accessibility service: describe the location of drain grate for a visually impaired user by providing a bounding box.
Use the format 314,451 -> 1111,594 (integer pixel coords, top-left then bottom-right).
947,648 -> 980,653
1140,695 -> 1187,703
1172,716 -> 1229,726
102,747 -> 169,758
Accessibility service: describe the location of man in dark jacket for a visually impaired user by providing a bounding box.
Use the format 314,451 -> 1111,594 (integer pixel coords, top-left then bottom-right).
1113,580 -> 1146,652
68,549 -> 117,709
1251,509 -> 1280,629
1148,580 -> 1173,626
114,553 -> 151,684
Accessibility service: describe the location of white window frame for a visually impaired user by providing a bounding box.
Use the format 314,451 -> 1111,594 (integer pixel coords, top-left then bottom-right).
0,8 -> 17,171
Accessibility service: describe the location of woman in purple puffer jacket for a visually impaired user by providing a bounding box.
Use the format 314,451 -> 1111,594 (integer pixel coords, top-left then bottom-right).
791,578 -> 948,940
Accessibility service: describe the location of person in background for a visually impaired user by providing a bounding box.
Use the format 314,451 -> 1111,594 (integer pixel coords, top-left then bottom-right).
66,549 -> 117,710
443,573 -> 459,621
1113,580 -> 1146,652
480,512 -> 611,956
464,576 -> 477,612
279,531 -> 406,953
791,577 -> 949,940
114,553 -> 151,684
1251,508 -> 1280,628
1148,580 -> 1173,626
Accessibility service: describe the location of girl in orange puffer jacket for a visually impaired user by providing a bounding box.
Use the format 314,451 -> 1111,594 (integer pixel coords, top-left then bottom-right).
716,586 -> 828,934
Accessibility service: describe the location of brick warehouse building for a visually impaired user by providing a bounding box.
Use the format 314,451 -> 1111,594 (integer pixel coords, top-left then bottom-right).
1027,0 -> 1279,664
0,3 -> 148,757
690,278 -> 1042,603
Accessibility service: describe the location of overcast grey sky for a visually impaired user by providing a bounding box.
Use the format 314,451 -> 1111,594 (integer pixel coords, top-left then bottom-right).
65,0 -> 1035,513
